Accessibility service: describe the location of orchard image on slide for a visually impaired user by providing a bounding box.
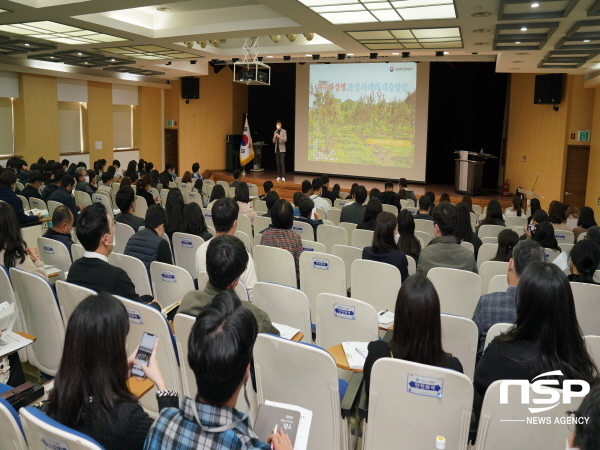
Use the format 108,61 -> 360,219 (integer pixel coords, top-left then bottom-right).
308,62 -> 417,168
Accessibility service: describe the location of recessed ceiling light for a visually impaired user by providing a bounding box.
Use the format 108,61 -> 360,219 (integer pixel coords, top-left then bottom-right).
0,21 -> 127,45
347,53 -> 354,55
157,7 -> 171,11
473,29 -> 491,33
24,43 -> 30,46
521,27 -> 527,31
266,55 -> 273,58
110,58 -> 115,62
50,56 -> 54,59
392,52 -> 399,55
77,52 -> 82,55
444,52 -> 449,54
84,61 -> 88,64
584,40 -> 591,43
531,3 -> 539,7
515,41 -> 521,44
471,11 -> 493,17
306,54 -> 312,57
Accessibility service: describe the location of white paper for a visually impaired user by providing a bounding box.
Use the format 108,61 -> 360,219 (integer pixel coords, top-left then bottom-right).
552,251 -> 569,271
341,341 -> 369,370
272,322 -> 301,340
44,266 -> 61,276
0,331 -> 33,357
29,208 -> 49,217
0,302 -> 15,332
265,400 -> 313,450
378,310 -> 395,328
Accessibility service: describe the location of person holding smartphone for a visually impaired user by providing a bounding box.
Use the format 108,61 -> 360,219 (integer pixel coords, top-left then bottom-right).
45,293 -> 178,450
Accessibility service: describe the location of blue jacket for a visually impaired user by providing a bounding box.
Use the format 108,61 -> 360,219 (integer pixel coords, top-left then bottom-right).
0,186 -> 38,224
49,186 -> 79,218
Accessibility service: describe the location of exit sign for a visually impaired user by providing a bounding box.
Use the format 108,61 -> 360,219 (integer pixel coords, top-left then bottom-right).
167,119 -> 177,127
577,130 -> 590,142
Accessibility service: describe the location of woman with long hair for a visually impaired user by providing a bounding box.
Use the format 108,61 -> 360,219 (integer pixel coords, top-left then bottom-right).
45,293 -> 178,450
369,188 -> 381,200
136,174 -> 158,208
527,198 -> 541,224
362,211 -> 409,282
532,221 -> 562,252
548,200 -> 570,231
123,160 -> 138,182
397,209 -> 421,263
192,179 -> 209,207
455,202 -> 482,258
439,192 -> 450,203
461,194 -> 474,213
181,203 -> 212,241
234,182 -> 257,225
474,262 -> 597,420
158,172 -> 171,191
332,183 -> 341,199
505,195 -> 525,217
181,171 -> 193,185
363,274 -> 462,393
357,197 -> 382,231
164,188 -> 185,239
492,229 -> 519,262
573,206 -> 597,241
207,184 -> 226,209
150,169 -> 160,189
346,183 -> 358,200
568,239 -> 600,284
477,199 -> 505,230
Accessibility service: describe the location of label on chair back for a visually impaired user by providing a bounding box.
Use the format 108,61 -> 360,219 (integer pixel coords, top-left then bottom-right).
312,258 -> 329,270
42,244 -> 54,254
180,238 -> 193,248
41,434 -> 70,450
333,303 -> 355,320
407,373 -> 444,398
293,226 -> 302,233
161,270 -> 176,282
303,245 -> 314,252
555,234 -> 565,240
126,307 -> 143,325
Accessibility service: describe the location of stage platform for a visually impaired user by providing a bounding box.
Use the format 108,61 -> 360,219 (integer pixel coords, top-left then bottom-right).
204,169 -> 512,208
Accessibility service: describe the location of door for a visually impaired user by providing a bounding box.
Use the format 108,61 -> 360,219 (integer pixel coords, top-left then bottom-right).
164,129 -> 179,172
563,146 -> 590,207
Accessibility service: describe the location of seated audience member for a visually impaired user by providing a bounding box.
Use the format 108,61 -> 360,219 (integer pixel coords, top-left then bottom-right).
46,293 -> 178,450
549,200 -> 571,232
67,203 -> 156,308
165,188 -> 185,240
461,194 -> 474,213
310,178 -> 332,218
439,192 -> 450,203
0,170 -> 40,224
295,196 -> 323,240
99,171 -> 114,194
573,206 -> 597,241
137,159 -> 146,176
320,174 -> 337,204
181,235 -> 278,335
415,195 -> 433,221
149,168 -> 158,188
20,170 -> 43,200
398,178 -> 418,206
585,226 -> 600,248
425,191 -> 436,214
417,202 -> 477,275
123,160 -> 138,181
331,183 -> 341,199
181,171 -> 193,185
568,239 -> 600,284
380,181 -> 401,214
162,162 -> 176,182
262,190 -> 280,218
505,195 -> 525,217
235,182 -> 257,225
527,198 -> 541,224
363,274 -> 462,394
196,198 -> 257,300
473,262 -> 597,422
520,209 -> 548,240
397,209 -> 421,263
340,185 -> 367,224
260,199 -> 303,283
121,176 -> 133,188
362,212 -> 409,282
49,175 -> 81,218
106,165 -> 117,181
16,159 -> 29,185
230,169 -> 241,188
477,199 -> 505,230
192,179 -> 208,207
158,172 -> 171,190
292,191 -> 303,216
191,162 -> 202,180
41,169 -> 65,202
566,204 -> 580,231
369,188 -> 381,200
531,221 -> 562,252
259,180 -> 273,200
124,205 -> 173,277
345,182 -> 358,200
115,186 -> 145,232
145,291 -> 290,450
74,166 -> 94,195
87,169 -> 98,192
43,205 -> 75,257
207,184 -> 226,210
472,240 -> 545,358
491,229 -> 519,262
136,174 -> 158,208
357,197 -> 382,231
455,202 -> 482,258
181,203 -> 213,242
301,179 -> 313,197
567,379 -> 600,450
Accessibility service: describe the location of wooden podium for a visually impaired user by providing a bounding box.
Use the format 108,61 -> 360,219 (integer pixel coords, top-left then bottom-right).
454,151 -> 498,196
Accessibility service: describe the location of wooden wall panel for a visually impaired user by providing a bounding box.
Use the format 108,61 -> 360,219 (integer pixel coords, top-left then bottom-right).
164,80 -> 179,130
85,81 -> 113,164
566,75 -> 595,146
135,86 -> 162,166
585,86 -> 600,216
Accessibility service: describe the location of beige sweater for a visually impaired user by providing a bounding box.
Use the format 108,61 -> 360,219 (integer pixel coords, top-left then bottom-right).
0,249 -> 47,280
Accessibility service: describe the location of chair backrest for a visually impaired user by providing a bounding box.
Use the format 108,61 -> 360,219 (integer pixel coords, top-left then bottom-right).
334,198 -> 351,209
365,358 -> 473,450
71,243 -> 85,261
487,274 -> 509,294
477,243 -> 499,268
114,222 -> 135,254
247,183 -> 259,198
29,197 -> 47,212
47,200 -> 62,217
570,282 -> 600,336
381,203 -> 398,215
327,207 -> 341,225
173,313 -> 197,398
21,407 -> 104,450
236,213 -> 253,239
172,232 -> 204,276
578,232 -> 587,241
351,259 -> 401,312
504,216 -> 527,228
200,207 -> 215,230
414,219 -> 434,236
480,237 -> 499,244
351,229 -> 373,249
560,243 -> 574,256
554,229 -> 575,244
108,252 -> 153,296
337,222 -> 356,241
472,204 -> 482,214
253,245 -> 297,288
133,195 -> 148,219
253,334 -> 344,450
20,224 -> 43,249
544,248 -> 561,263
74,190 -> 92,208
477,224 -> 505,239
228,186 -> 237,198
414,230 -> 432,246
233,230 -> 252,255
292,220 -> 315,241
299,251 -> 346,314
331,244 -> 363,290
184,191 -> 202,207
315,293 -> 379,349
484,322 -> 513,350
479,261 -> 509,295
406,254 -> 417,276
440,314 -> 478,381
55,281 -> 97,327
469,212 -> 477,226
460,240 -> 474,254
584,335 -> 600,368
252,282 -> 312,343
93,192 -> 114,216
253,232 -> 263,247
10,268 -> 65,376
150,261 -> 194,307
253,216 -> 271,234
301,239 -> 327,253
427,267 -> 482,318
317,224 -> 348,253
37,237 -> 72,280
0,396 -> 27,450
160,189 -> 169,207
254,199 -> 267,213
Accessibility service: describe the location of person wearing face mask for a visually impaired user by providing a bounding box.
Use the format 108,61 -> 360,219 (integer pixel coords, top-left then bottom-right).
43,205 -> 75,258
74,166 -> 95,196
67,203 -> 158,309
136,174 -> 160,208
49,175 -> 84,218
362,211 -> 409,282
273,120 -> 287,182
0,169 -> 41,224
114,185 -> 145,232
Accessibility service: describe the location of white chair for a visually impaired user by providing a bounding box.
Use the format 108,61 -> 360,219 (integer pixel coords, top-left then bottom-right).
254,199 -> 267,213
93,192 -> 115,216
427,267 -> 482,319
237,213 -> 253,239
337,222 -> 356,240
253,215 -> 271,234
334,198 -> 352,209
247,183 -> 259,198
315,293 -> 379,349
71,243 -> 85,261
364,358 -> 473,450
406,206 -> 418,215
299,251 -> 346,314
55,281 -> 96,327
114,221 -> 136,254
184,191 -> 203,207
414,219 -> 434,236
560,242 -> 574,256
252,282 -> 312,344
47,200 -> 62,217
472,204 -> 482,214
555,230 -> 575,244
74,190 -> 92,208
487,274 -> 509,294
315,206 -> 326,220
351,229 -> 373,249
480,237 -> 499,244
207,225 -> 216,236
37,237 -> 72,281
253,334 -> 352,450
328,208 -> 342,225
469,212 -> 478,226
570,282 -> 600,336
29,197 -> 47,212
108,252 -> 153,297
228,186 -> 237,198
504,216 -> 527,228
460,240 -> 474,253
10,268 -> 65,376
21,406 -> 104,450
406,255 -> 417,276
474,380 -> 581,450
440,314 -> 478,381
484,322 -> 512,350
351,259 -> 401,312
292,220 -> 316,241
381,203 -> 398,215
133,195 -> 148,219
584,335 -> 600,368
150,261 -> 195,308
234,230 -> 252,255
578,232 -> 587,242
477,224 -> 504,239
253,232 -> 263,247
201,208 -> 215,229
160,189 -> 169,207
301,239 -> 327,253
331,244 -> 363,290
173,313 -> 198,398
172,232 -> 204,276
0,396 -> 27,450
234,279 -> 250,302
414,230 -> 432,246
317,224 -> 348,253
544,248 -> 561,263
253,245 -> 297,288
477,243 -> 499,268
20,224 -> 43,249
479,261 -> 509,295
16,194 -> 29,211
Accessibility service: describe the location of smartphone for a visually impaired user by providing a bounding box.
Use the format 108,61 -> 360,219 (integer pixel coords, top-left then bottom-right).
131,332 -> 158,378
528,224 -> 537,234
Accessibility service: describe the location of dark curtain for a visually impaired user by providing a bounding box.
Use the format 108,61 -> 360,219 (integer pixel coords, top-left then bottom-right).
426,62 -> 508,189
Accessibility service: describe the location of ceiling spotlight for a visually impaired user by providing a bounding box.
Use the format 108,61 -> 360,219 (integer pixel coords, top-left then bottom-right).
84,61 -> 89,64
312,54 -> 320,60
338,53 -> 346,60
266,55 -> 273,58
287,34 -> 297,42
435,51 -> 444,57
531,2 -> 539,7
157,7 -> 170,11
24,43 -> 30,46
515,41 -> 521,44
402,52 -> 410,58
283,55 -> 291,61
347,53 -> 354,56
471,11 -> 493,16
305,54 -> 312,57
584,39 -> 591,42
190,60 -> 197,64
50,56 -> 54,59
166,61 -> 171,65
232,58 -> 239,63
521,27 -> 528,31
270,35 -> 280,43
210,40 -> 221,47
370,53 -> 378,59
77,52 -> 82,56
110,58 -> 116,62
444,52 -> 450,54
185,41 -> 194,49
197,40 -> 207,48
304,33 -> 314,41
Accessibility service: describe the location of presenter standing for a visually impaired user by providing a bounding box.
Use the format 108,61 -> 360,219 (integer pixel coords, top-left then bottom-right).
273,120 -> 287,182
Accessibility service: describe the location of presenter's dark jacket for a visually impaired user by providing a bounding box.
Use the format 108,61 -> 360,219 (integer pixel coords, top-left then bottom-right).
321,186 -> 337,204
0,186 -> 39,225
362,246 -> 409,282
20,184 -> 41,201
340,202 -> 366,225
49,186 -> 79,218
115,212 -> 145,232
380,191 -> 401,214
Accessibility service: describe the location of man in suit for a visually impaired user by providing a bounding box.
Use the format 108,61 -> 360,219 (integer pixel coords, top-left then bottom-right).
20,170 -> 43,201
340,185 -> 367,224
49,175 -> 82,218
66,203 -> 158,308
273,119 -> 287,182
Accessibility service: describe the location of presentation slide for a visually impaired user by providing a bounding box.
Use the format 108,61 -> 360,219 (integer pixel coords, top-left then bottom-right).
295,62 -> 429,182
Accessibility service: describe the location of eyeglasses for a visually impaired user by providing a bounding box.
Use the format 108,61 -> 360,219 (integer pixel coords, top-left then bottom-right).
566,410 -> 578,432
